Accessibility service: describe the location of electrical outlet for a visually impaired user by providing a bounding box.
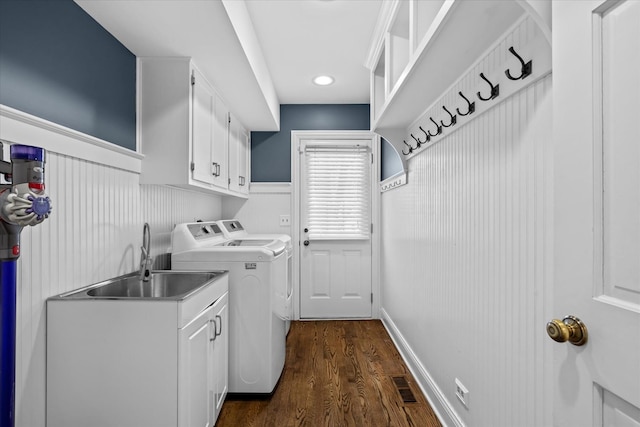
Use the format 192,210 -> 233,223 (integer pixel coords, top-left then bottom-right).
455,378 -> 469,409
279,215 -> 291,226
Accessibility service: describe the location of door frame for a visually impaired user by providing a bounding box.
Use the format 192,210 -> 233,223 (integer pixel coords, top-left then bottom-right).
291,130 -> 380,320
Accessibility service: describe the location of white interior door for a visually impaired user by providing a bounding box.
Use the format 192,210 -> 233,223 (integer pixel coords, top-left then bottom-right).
553,1 -> 640,425
299,138 -> 373,318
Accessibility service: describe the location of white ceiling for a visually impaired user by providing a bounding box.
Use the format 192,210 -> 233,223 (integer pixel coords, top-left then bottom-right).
244,0 -> 382,104
75,0 -> 382,130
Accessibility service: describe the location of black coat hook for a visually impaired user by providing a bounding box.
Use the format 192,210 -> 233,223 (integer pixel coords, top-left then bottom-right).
477,72 -> 499,101
402,140 -> 413,155
440,106 -> 457,128
456,91 -> 475,116
505,46 -> 532,80
427,117 -> 442,137
419,126 -> 431,143
410,133 -> 423,148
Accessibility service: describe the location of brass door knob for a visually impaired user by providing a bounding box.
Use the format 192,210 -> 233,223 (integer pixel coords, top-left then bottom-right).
546,315 -> 588,346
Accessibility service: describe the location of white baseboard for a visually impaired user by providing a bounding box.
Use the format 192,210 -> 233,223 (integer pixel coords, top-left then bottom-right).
380,308 -> 465,427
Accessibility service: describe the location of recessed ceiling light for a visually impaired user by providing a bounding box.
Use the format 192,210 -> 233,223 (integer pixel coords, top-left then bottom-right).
313,75 -> 334,86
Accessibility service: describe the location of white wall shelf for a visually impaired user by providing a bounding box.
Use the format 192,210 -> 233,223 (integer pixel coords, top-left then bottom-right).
368,0 -> 530,158
403,18 -> 551,161
387,1 -> 410,97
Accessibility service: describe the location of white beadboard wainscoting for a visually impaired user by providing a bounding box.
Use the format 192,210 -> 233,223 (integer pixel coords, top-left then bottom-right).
1,106 -> 222,427
380,72 -> 552,427
222,182 -> 292,235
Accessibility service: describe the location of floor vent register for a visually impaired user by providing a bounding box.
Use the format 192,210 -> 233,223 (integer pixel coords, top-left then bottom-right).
392,376 -> 417,403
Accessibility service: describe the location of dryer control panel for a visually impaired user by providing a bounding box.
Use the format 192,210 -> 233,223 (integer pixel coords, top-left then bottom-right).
187,223 -> 223,241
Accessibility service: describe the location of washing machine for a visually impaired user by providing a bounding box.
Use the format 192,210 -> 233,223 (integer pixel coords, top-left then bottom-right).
171,221 -> 287,394
216,219 -> 293,333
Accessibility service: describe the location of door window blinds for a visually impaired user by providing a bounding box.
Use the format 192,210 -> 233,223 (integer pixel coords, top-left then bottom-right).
304,146 -> 371,240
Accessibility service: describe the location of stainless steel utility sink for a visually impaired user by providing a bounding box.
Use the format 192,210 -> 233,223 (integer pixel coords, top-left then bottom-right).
56,271 -> 225,300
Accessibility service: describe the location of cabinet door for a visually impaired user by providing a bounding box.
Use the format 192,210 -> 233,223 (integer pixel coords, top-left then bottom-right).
191,67 -> 215,186
179,305 -> 214,427
238,126 -> 250,195
212,93 -> 229,189
228,115 -> 249,194
211,293 -> 229,421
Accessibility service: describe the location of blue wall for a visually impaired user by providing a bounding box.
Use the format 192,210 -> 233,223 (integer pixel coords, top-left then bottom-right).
251,104 -> 370,182
0,0 -> 136,150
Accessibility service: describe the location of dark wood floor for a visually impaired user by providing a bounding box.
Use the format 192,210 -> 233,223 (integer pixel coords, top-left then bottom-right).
216,320 -> 442,427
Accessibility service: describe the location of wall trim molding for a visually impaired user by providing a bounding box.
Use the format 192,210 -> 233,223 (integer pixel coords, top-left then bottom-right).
249,182 -> 292,194
364,0 -> 398,70
0,104 -> 143,173
380,308 -> 465,427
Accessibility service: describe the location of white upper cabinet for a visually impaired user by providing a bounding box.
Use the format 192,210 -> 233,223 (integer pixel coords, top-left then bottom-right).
191,66 -> 217,187
228,114 -> 250,195
212,91 -> 230,190
139,57 -> 248,198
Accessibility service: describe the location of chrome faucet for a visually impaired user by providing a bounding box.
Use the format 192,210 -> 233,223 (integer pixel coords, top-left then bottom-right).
139,222 -> 153,281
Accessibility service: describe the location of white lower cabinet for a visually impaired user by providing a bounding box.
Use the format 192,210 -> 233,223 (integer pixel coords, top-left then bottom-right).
179,293 -> 228,427
212,296 -> 229,419
47,276 -> 229,427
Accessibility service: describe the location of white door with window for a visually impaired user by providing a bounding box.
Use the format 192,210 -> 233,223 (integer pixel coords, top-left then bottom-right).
553,1 -> 640,425
296,133 -> 374,319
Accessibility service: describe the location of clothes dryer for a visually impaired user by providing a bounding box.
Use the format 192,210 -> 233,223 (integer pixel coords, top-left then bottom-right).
215,219 -> 292,248
215,219 -> 293,333
171,221 -> 287,394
